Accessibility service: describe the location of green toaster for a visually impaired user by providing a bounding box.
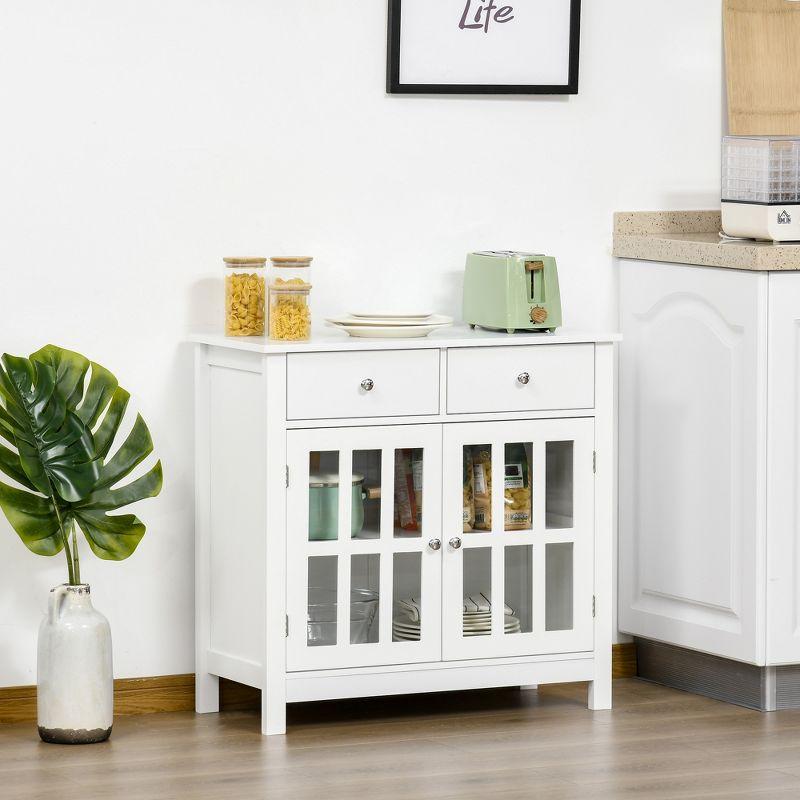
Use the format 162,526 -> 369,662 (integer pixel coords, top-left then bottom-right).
462,251 -> 562,334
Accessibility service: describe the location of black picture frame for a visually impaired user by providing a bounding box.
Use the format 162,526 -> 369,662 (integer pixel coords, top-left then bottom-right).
387,0 -> 581,95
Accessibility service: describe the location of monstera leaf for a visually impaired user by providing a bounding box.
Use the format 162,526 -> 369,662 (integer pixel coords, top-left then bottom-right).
0,354 -> 98,502
30,345 -> 163,561
0,345 -> 162,577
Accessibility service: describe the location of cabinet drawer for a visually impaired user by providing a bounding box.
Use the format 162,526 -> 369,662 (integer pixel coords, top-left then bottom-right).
447,344 -> 594,414
287,350 -> 440,420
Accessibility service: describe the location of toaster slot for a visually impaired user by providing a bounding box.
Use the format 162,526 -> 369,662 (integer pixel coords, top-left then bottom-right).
526,261 -> 546,303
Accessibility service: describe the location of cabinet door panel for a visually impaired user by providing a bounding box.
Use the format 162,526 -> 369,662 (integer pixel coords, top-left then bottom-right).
619,260 -> 766,664
287,425 -> 442,671
442,419 -> 594,661
767,273 -> 800,664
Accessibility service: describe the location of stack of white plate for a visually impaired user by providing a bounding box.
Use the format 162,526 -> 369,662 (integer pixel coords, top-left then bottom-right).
393,613 -> 425,641
463,611 -> 522,636
325,311 -> 453,339
392,604 -> 522,641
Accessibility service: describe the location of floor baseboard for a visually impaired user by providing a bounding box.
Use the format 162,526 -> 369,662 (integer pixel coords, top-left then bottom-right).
0,674 -> 196,725
0,643 -> 637,724
613,641 -> 637,679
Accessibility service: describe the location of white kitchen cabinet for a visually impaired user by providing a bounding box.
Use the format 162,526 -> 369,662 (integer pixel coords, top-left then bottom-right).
620,260 -> 800,672
192,327 -> 617,735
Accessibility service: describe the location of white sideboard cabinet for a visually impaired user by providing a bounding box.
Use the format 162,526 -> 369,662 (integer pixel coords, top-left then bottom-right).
620,260 -> 800,704
191,327 -> 618,735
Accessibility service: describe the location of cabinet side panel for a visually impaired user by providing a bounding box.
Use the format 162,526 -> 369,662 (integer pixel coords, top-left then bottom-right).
619,260 -> 764,664
207,360 -> 266,668
767,274 -> 800,665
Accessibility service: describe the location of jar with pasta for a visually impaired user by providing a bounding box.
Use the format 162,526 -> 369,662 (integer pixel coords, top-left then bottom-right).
269,256 -> 313,341
224,257 -> 266,337
269,282 -> 311,341
270,256 -> 313,283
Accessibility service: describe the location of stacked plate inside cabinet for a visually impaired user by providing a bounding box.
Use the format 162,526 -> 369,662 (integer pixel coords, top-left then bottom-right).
392,595 -> 522,641
325,311 -> 453,339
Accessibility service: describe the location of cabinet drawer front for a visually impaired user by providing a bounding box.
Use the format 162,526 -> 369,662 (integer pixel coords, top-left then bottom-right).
287,350 -> 440,420
447,344 -> 594,414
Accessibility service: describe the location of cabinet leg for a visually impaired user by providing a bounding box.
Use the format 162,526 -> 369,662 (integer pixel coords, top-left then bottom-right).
261,686 -> 287,736
195,672 -> 219,713
588,676 -> 612,711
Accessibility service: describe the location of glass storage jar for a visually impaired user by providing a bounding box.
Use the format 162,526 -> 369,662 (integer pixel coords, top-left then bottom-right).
269,282 -> 311,341
268,256 -> 313,341
270,256 -> 313,284
224,257 -> 266,337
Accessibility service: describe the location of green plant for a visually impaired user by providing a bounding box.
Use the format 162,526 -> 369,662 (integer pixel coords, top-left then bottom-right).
0,345 -> 163,585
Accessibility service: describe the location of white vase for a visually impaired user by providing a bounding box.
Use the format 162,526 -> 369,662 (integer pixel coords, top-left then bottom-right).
37,584 -> 113,744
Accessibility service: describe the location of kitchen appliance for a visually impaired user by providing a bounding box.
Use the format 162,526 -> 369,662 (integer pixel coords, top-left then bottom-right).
462,251 -> 562,333
308,472 -> 380,541
721,136 -> 800,241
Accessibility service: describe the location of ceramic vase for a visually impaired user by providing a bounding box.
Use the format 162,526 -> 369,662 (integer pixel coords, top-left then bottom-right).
37,584 -> 113,744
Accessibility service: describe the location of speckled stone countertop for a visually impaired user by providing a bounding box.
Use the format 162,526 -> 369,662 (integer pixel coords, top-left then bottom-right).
613,211 -> 800,271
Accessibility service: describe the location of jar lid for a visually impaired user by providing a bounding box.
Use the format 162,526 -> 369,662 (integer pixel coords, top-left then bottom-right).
309,472 -> 364,488
224,257 -> 267,267
271,257 -> 313,267
270,280 -> 312,293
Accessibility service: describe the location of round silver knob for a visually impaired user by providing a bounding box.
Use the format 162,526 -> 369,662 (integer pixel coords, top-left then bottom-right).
449,537 -> 462,550
428,538 -> 442,551
517,372 -> 531,385
361,378 -> 375,392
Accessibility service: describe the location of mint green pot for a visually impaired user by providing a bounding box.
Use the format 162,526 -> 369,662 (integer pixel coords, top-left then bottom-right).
309,473 -> 379,540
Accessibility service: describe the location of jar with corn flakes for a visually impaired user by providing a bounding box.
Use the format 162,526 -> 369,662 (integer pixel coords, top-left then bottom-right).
224,257 -> 266,337
269,257 -> 312,341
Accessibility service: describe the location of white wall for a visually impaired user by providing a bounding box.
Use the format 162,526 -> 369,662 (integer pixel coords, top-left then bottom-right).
0,1 -> 722,686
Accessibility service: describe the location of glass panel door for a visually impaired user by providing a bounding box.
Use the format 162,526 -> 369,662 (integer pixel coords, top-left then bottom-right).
287,424 -> 442,671
442,419 -> 594,661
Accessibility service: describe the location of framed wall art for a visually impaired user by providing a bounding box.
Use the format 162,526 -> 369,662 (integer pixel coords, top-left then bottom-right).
387,0 -> 581,95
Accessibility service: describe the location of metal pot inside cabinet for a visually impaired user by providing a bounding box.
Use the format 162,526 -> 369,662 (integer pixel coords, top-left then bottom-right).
308,472 -> 380,540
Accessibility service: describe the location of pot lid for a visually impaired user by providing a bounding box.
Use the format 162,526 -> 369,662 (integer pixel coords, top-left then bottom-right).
309,472 -> 364,488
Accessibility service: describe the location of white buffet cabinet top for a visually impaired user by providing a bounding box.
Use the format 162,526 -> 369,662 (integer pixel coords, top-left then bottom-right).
189,325 -> 621,354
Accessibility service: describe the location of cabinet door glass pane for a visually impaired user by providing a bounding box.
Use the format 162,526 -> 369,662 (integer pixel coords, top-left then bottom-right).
394,448 -> 423,538
546,441 -> 574,529
504,442 -> 533,532
464,445 -> 492,532
504,545 -> 532,635
353,450 -> 382,540
393,552 -> 422,642
350,554 -> 380,644
463,547 -> 492,636
308,555 -> 337,647
309,451 -> 340,542
545,542 -> 574,631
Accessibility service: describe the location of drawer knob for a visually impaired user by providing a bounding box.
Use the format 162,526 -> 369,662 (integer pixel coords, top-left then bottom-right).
449,537 -> 462,550
517,372 -> 531,385
360,378 -> 375,392
428,538 -> 442,551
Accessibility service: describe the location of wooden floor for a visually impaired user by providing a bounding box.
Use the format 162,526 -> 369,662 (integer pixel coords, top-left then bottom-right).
4,679 -> 800,799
